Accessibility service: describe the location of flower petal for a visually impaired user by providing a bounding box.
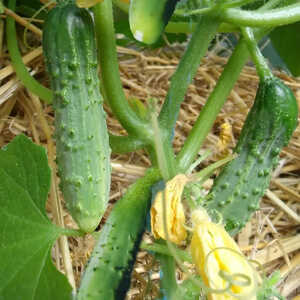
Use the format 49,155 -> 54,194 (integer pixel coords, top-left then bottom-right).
191,210 -> 258,300
150,174 -> 188,244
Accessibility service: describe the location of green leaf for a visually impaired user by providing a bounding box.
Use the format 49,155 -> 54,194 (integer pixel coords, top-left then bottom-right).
270,22 -> 300,76
2,134 -> 51,217
257,272 -> 285,300
0,135 -> 72,300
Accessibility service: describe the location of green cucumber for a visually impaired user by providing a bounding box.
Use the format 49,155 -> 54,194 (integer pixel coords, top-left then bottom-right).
77,168 -> 161,300
42,2 -> 111,232
205,77 -> 298,235
129,0 -> 180,44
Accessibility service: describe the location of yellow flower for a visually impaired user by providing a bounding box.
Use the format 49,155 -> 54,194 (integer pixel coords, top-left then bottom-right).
150,174 -> 188,245
218,122 -> 232,152
191,209 -> 258,300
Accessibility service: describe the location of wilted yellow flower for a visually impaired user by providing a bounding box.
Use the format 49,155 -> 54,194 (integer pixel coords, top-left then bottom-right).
216,122 -> 232,159
218,122 -> 232,150
76,0 -> 103,8
191,209 -> 258,300
151,174 -> 188,245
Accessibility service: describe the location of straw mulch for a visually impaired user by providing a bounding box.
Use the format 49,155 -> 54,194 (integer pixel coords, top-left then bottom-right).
0,11 -> 299,300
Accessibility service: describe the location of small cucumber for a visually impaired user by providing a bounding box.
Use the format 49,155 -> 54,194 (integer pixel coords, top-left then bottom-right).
77,168 -> 161,300
42,3 -> 111,232
129,0 -> 180,44
205,77 -> 298,235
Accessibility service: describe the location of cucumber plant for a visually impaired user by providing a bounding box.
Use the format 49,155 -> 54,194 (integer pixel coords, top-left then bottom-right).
2,0 -> 300,299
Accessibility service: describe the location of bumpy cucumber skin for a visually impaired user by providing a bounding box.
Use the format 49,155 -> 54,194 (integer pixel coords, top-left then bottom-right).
129,0 -> 180,44
42,3 -> 111,233
206,77 -> 298,236
77,168 -> 161,300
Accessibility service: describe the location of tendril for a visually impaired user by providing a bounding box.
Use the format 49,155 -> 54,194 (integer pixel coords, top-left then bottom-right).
204,246 -> 259,298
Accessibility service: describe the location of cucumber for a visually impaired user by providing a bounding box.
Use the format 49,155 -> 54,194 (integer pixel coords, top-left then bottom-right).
77,168 -> 161,300
129,0 -> 180,44
42,2 -> 111,233
205,77 -> 298,235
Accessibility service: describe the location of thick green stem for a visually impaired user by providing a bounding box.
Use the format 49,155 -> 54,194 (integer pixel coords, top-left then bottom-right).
92,1 -> 152,141
153,18 -> 219,296
166,21 -> 238,34
60,227 -> 85,237
176,29 -> 270,172
109,134 -> 147,154
151,112 -> 177,180
176,6 -> 214,17
158,16 -> 220,135
221,3 -> 300,27
141,242 -> 192,263
220,0 -> 256,9
157,254 -> 178,300
6,0 -> 53,103
241,27 -> 273,80
165,21 -> 196,33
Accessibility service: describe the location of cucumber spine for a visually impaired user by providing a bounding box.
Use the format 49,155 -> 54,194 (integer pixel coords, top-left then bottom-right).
42,3 -> 111,232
